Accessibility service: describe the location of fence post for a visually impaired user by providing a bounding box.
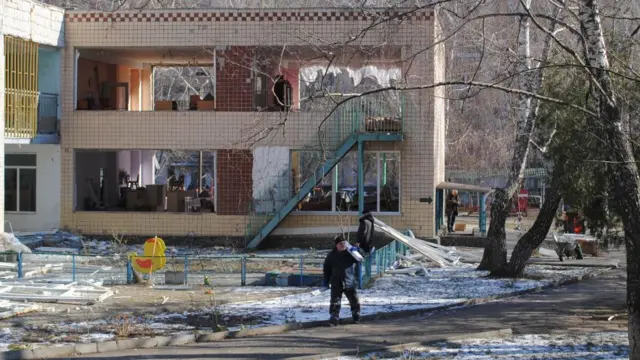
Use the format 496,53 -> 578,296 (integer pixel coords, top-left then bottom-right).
72,254 -> 77,282
183,256 -> 189,285
126,258 -> 133,284
17,252 -> 23,279
241,257 -> 247,286
382,246 -> 387,271
358,261 -> 364,289
299,256 -> 304,287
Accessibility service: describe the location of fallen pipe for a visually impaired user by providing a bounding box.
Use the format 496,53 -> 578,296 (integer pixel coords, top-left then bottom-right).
371,217 -> 459,267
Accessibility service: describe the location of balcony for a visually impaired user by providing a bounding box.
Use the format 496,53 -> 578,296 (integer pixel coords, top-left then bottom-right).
4,91 -> 60,143
38,93 -> 59,134
4,89 -> 39,139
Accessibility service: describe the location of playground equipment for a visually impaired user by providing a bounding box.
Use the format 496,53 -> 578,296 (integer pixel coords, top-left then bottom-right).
129,236 -> 167,274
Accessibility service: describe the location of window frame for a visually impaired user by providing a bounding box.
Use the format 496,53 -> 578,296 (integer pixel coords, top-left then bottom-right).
293,150 -> 401,215
5,154 -> 37,213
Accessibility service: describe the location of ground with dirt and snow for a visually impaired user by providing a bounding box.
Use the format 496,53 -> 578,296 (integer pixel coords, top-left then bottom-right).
0,264 -> 599,352
336,331 -> 629,359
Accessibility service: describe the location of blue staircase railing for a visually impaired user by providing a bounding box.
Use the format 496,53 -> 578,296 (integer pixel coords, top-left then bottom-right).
245,93 -> 405,249
246,134 -> 360,249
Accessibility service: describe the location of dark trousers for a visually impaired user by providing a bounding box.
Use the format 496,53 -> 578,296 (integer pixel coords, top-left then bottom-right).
447,212 -> 457,231
329,287 -> 360,320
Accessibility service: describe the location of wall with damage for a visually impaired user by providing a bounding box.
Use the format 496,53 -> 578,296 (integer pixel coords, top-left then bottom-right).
252,146 -> 290,214
0,0 -> 64,47
58,7 -> 443,239
5,144 -> 61,232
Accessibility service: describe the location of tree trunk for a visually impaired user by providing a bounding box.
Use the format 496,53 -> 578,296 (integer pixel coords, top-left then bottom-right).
580,0 -> 640,357
478,0 -> 546,272
492,174 -> 562,277
478,189 -> 510,271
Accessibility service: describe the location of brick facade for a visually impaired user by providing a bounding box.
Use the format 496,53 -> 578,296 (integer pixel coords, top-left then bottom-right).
216,149 -> 253,215
216,47 -> 254,112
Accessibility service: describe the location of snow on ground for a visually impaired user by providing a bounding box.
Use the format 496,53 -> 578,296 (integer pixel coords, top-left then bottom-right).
200,264 -> 594,328
336,331 -> 629,359
0,264 -> 597,351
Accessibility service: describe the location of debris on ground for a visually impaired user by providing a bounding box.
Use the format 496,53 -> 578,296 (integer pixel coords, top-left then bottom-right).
336,331 -> 629,360
0,281 -> 113,305
0,233 -> 31,254
373,218 -> 481,268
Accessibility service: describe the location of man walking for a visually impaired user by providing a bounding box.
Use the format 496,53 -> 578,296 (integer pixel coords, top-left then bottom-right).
323,234 -> 363,326
446,189 -> 461,232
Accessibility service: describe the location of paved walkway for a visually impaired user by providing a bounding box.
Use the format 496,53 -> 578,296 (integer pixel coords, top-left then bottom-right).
66,266 -> 627,360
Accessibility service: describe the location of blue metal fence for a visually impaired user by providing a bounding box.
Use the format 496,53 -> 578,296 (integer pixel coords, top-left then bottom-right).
2,239 -> 409,289
358,239 -> 409,289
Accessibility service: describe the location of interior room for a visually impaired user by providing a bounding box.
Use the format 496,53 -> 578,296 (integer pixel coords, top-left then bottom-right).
74,47 -> 215,111
74,46 -> 401,113
291,150 -> 400,213
74,150 -> 216,213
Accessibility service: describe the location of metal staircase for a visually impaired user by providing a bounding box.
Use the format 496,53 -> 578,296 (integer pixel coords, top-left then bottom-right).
246,94 -> 405,249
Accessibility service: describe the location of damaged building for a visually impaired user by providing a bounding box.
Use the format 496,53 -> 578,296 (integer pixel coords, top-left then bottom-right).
2,0 -> 449,247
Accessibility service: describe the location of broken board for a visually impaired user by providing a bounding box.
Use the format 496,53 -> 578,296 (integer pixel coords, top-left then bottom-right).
0,300 -> 41,319
371,217 -> 469,267
0,281 -> 113,304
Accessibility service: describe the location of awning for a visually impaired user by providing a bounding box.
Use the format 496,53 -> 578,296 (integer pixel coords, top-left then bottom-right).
436,182 -> 493,193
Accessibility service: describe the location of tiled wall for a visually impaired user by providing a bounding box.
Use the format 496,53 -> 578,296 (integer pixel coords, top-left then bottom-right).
0,0 -> 64,47
216,47 -> 254,112
60,8 -> 443,239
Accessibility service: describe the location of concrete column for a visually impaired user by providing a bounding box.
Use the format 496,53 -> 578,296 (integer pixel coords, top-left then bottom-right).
0,31 -> 6,231
140,150 -> 155,185
117,150 -> 131,180
130,150 -> 141,184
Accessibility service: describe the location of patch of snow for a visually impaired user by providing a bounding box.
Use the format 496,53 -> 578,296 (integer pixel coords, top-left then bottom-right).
77,333 -> 113,343
206,265 -> 593,326
336,331 -> 629,359
7,264 -> 598,353
229,286 -> 300,293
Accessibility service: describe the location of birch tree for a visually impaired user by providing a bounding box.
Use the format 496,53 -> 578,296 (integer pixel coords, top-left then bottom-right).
578,0 -> 640,356
477,0 -> 545,272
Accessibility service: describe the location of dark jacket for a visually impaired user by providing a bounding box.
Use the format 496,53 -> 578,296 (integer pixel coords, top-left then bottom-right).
445,193 -> 460,216
323,248 -> 362,290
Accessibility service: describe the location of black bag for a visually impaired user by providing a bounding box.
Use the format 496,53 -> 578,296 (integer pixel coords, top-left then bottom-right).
356,212 -> 375,254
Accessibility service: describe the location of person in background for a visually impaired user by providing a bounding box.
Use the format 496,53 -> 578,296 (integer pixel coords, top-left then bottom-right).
445,189 -> 461,233
198,185 -> 214,212
323,234 -> 363,327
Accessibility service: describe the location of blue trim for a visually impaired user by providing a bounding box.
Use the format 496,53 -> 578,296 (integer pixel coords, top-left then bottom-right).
17,253 -> 23,279
356,133 -> 404,142
480,192 -> 487,235
72,254 -> 77,282
435,189 -> 444,234
357,139 -> 365,215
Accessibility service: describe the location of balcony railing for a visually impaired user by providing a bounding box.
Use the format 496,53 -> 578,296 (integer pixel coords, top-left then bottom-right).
5,88 -> 39,138
37,93 -> 59,134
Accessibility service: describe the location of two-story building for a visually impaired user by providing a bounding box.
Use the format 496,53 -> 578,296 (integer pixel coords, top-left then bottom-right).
3,2 -> 447,247
1,0 -> 64,232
